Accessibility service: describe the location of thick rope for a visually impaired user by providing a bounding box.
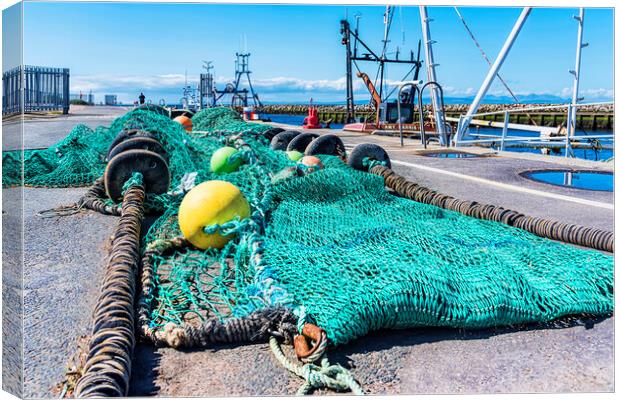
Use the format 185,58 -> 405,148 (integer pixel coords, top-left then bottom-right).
37,178 -> 121,218
269,337 -> 363,395
141,307 -> 298,349
73,179 -> 145,397
80,178 -> 122,216
370,165 -> 614,252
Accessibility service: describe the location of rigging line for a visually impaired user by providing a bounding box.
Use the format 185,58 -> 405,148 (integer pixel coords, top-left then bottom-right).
383,65 -> 417,100
453,7 -> 538,126
453,7 -> 516,99
399,6 -> 405,45
374,6 -> 395,98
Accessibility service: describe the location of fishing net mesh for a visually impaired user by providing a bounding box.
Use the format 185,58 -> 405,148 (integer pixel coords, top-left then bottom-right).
3,107 -> 613,347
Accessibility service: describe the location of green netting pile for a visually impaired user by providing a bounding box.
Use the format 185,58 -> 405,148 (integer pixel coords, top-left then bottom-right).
3,107 -> 613,347
263,169 -> 613,345
2,124 -> 114,187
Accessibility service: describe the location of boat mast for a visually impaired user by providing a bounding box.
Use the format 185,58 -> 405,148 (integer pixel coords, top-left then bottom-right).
419,6 -> 447,144
341,19 -> 356,123
565,8 -> 587,158
340,9 -> 422,124
455,7 -> 531,144
378,6 -> 393,100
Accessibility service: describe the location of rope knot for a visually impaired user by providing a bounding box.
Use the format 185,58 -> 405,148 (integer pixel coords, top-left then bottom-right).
269,337 -> 364,395
362,157 -> 387,171
121,172 -> 144,194
202,217 -> 252,236
159,323 -> 186,349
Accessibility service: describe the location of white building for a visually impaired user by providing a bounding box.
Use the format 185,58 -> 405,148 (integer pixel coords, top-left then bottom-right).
104,95 -> 118,106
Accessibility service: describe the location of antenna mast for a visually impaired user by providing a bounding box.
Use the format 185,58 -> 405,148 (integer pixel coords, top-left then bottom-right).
213,53 -> 263,108
200,61 -> 216,108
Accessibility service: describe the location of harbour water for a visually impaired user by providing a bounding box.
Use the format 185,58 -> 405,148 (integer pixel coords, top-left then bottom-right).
522,170 -> 613,192
266,114 -> 614,161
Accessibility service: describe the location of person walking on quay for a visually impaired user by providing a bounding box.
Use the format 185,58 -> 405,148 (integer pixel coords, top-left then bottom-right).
139,92 -> 145,105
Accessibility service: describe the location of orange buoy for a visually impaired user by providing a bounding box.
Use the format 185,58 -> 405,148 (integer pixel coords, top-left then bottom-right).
173,115 -> 193,132
298,155 -> 324,175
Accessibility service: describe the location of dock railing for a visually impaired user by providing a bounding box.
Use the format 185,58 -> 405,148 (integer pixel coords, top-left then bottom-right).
452,101 -> 614,157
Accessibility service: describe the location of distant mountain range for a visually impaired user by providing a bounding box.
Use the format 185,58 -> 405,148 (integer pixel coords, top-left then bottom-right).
258,93 -> 613,105
116,93 -> 612,107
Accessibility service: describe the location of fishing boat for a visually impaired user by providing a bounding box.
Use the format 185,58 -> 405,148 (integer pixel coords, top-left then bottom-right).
341,6 -> 613,155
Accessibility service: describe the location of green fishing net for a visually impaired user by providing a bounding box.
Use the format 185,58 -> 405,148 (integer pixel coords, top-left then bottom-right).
3,107 -> 613,347
263,168 -> 613,345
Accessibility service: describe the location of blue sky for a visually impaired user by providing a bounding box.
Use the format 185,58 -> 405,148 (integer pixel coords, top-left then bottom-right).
17,2 -> 614,104
2,2 -> 21,72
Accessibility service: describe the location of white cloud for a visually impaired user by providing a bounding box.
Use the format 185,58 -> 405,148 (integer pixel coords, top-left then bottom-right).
71,74 -> 187,92
70,73 -> 613,103
561,87 -> 614,99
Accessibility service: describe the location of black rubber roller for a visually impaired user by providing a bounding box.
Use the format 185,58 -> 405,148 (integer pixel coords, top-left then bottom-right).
107,129 -> 156,157
287,132 -> 319,152
305,134 -> 346,160
107,137 -> 168,162
262,127 -> 285,142
348,143 -> 391,171
104,149 -> 170,201
270,130 -> 301,151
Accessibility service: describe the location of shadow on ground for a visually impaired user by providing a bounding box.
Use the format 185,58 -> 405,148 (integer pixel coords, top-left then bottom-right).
129,314 -> 613,396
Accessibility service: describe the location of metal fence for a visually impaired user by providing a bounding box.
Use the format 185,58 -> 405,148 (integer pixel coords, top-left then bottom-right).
2,65 -> 70,115
70,92 -> 94,104
452,101 -> 614,158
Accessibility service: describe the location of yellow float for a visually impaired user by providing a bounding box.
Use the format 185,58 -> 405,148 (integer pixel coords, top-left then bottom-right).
178,180 -> 251,249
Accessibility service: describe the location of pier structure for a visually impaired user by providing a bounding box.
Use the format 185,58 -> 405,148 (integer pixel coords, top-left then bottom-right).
260,105 -> 614,131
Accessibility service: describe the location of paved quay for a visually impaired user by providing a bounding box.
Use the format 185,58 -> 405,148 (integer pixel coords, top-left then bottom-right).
5,107 -> 613,397
267,122 -> 613,232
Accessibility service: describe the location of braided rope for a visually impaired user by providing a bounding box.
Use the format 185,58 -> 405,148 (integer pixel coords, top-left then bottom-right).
137,237 -> 299,348
74,179 -> 145,397
269,337 -> 363,395
37,178 -> 121,218
370,165 -> 614,252
142,308 -> 298,349
79,178 -> 122,216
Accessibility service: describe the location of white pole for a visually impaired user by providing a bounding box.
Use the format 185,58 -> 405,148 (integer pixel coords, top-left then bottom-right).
565,104 -> 574,157
455,7 -> 531,143
566,8 -> 586,158
500,111 -> 509,151
454,115 -> 464,146
419,6 -> 447,143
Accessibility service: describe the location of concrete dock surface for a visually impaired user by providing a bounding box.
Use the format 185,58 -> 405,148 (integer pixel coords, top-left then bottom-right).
2,106 -> 613,397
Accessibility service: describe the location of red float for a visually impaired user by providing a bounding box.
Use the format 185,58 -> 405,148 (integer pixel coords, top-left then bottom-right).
302,106 -> 322,129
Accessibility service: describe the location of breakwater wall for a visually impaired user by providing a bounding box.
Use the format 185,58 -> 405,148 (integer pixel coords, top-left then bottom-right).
260,104 -> 614,131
